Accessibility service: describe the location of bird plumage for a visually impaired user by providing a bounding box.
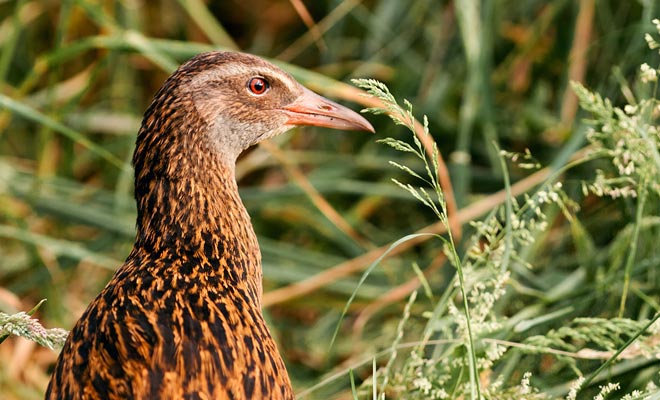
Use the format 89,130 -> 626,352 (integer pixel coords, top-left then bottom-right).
46,51 -> 372,400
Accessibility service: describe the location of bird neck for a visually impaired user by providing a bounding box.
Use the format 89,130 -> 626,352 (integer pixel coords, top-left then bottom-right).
131,113 -> 263,305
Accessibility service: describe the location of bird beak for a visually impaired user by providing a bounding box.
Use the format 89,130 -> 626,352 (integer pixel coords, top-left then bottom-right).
282,86 -> 375,133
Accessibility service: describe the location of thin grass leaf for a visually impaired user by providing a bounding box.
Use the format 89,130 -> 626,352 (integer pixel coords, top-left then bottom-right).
411,262 -> 434,301
328,233 -> 445,352
175,0 -> 239,48
377,138 -> 421,156
0,94 -> 128,171
388,161 -> 426,182
0,224 -> 121,270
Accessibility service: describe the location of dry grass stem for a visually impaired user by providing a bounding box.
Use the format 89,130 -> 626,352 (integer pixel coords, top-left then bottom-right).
263,164 -> 552,307
259,140 -> 371,249
288,0 -> 327,53
560,0 -> 595,127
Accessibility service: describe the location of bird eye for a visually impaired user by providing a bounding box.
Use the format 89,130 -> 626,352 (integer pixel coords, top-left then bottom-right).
247,77 -> 269,95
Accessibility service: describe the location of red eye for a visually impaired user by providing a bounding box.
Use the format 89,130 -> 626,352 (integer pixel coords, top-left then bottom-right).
247,77 -> 269,95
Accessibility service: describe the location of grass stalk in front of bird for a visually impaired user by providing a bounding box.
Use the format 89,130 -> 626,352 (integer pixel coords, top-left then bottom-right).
351,78 -> 482,399
348,35 -> 660,396
347,78 -> 553,397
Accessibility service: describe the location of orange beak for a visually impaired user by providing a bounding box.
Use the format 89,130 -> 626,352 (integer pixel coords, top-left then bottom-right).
281,86 -> 374,133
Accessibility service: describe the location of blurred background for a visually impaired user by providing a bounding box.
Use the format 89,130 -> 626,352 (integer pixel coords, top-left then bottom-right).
1,0 -> 659,398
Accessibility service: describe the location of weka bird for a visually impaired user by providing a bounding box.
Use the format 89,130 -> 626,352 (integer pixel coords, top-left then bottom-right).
46,51 -> 373,400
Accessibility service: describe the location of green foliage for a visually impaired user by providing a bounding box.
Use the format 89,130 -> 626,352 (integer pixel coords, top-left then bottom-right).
348,31 -> 660,397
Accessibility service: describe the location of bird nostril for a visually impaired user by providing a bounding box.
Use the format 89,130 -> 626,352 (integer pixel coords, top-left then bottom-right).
319,105 -> 332,111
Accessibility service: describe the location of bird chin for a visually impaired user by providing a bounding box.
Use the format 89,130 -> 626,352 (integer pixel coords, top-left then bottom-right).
253,124 -> 297,145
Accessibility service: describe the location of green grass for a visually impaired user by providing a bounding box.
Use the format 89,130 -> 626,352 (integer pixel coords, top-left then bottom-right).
1,1 -> 659,399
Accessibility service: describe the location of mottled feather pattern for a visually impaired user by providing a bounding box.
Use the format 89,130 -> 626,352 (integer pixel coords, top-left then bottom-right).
46,53 -> 294,399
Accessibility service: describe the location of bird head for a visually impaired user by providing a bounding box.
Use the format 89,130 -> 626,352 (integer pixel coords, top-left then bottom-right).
154,51 -> 374,162
130,51 -> 374,263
